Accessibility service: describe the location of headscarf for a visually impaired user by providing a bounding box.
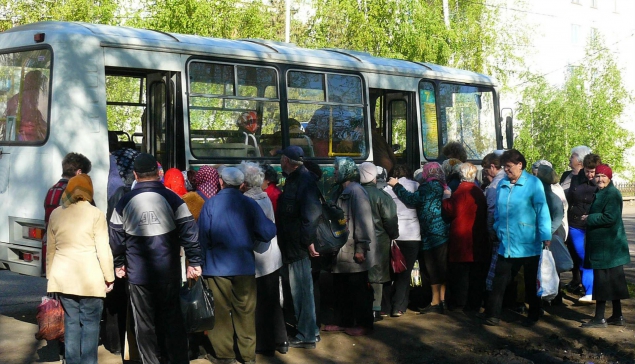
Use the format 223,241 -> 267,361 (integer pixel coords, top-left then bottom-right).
359,162 -> 377,184
442,158 -> 462,178
195,165 -> 220,199
536,165 -> 558,185
422,162 -> 447,188
413,168 -> 424,184
164,168 -> 187,196
595,164 -> 613,180
61,174 -> 94,208
334,157 -> 359,184
111,148 -> 140,185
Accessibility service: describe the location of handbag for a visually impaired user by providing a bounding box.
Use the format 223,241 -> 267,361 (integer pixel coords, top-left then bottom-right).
313,191 -> 350,254
35,295 -> 65,342
390,240 -> 408,274
179,278 -> 215,333
536,247 -> 559,302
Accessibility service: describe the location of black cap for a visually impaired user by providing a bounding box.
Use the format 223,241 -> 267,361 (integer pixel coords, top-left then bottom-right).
276,145 -> 304,162
134,153 -> 158,173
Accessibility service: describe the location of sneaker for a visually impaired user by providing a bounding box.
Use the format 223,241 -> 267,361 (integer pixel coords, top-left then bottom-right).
607,315 -> 625,326
391,310 -> 403,317
288,336 -> 316,349
578,295 -> 595,304
380,311 -> 389,317
315,334 -> 321,342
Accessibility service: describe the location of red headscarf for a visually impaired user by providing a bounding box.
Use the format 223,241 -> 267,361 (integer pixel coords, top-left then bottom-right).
595,164 -> 613,180
164,168 -> 187,196
195,166 -> 220,199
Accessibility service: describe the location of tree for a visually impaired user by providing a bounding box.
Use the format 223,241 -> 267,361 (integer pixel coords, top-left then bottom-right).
514,34 -> 633,175
0,0 -> 119,31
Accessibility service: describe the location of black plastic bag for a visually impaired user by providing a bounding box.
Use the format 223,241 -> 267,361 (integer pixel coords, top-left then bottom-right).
179,278 -> 215,333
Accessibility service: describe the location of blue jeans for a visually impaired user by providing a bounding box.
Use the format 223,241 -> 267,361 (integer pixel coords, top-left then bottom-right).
570,227 -> 593,296
59,295 -> 104,364
288,257 -> 317,342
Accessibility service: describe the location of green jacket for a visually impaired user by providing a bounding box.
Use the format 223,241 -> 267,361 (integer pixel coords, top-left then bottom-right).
584,181 -> 631,269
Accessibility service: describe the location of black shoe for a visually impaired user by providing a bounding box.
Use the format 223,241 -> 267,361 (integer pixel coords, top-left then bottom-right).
418,304 -> 443,314
275,341 -> 289,354
607,315 -> 625,326
315,334 -> 321,342
373,311 -> 384,322
522,317 -> 539,327
565,283 -> 584,295
581,318 -> 607,328
288,336 -> 316,349
513,304 -> 527,314
476,312 -> 500,326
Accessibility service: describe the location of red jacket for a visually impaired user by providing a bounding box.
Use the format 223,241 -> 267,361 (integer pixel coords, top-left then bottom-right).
442,182 -> 489,263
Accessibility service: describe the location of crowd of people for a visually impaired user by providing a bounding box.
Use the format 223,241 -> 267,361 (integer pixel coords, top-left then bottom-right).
43,142 -> 631,364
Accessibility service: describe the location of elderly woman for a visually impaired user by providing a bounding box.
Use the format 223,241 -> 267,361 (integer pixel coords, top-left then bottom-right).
481,149 -> 551,327
442,158 -> 463,192
238,161 -> 287,354
181,165 -> 220,221
387,162 -> 450,314
580,164 -> 631,328
442,163 -> 489,312
383,164 -> 422,317
326,157 -> 375,336
47,174 -> 115,364
567,153 -> 602,302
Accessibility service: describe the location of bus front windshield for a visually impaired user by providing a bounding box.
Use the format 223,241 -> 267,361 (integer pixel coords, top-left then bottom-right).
420,81 -> 497,161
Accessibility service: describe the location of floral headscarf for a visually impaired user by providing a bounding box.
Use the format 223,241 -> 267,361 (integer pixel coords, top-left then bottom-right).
195,165 -> 220,199
422,162 -> 447,188
111,148 -> 140,185
164,168 -> 187,196
334,157 -> 359,184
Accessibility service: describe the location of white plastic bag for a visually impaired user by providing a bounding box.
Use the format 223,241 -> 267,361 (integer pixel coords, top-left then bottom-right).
537,248 -> 559,301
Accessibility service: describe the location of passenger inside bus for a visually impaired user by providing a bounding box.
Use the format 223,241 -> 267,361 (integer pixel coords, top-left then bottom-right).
4,70 -> 48,142
304,104 -> 364,157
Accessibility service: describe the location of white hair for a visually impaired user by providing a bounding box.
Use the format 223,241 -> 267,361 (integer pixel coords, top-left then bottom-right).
459,163 -> 478,182
239,161 -> 264,189
571,146 -> 592,163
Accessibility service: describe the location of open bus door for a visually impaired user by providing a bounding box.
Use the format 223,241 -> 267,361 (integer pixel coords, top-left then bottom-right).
145,72 -> 184,171
371,89 -> 418,175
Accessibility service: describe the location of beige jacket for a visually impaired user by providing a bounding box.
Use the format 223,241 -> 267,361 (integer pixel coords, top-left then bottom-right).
46,201 -> 115,297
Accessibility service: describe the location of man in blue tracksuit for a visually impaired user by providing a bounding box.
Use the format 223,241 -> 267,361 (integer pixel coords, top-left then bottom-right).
198,167 -> 276,364
109,153 -> 202,364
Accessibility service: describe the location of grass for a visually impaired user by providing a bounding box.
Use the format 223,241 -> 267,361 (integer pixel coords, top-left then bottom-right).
628,282 -> 635,297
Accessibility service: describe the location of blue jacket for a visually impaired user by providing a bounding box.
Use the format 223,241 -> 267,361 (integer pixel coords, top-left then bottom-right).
494,171 -> 551,258
198,188 -> 276,276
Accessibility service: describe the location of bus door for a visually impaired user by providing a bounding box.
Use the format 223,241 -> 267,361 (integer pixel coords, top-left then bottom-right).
146,72 -> 184,170
371,90 -> 418,174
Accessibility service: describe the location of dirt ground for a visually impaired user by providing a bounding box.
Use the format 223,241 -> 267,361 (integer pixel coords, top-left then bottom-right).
228,281 -> 635,364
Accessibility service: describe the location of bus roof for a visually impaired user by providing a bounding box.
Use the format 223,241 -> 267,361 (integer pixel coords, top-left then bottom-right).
3,21 -> 498,86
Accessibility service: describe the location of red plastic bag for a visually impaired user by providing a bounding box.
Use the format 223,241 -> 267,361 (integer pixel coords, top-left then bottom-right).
390,241 -> 407,274
35,296 -> 65,342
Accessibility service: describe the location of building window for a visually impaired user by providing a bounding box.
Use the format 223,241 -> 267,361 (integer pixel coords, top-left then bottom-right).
571,24 -> 581,45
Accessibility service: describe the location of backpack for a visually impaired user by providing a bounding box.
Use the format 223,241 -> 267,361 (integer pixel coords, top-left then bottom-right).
314,191 -> 349,254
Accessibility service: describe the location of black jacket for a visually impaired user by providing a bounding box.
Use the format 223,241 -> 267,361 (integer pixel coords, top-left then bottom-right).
278,166 -> 321,264
109,181 -> 202,285
566,172 -> 597,229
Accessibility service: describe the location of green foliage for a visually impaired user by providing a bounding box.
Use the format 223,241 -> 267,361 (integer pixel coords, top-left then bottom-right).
0,0 -> 119,31
515,35 -> 634,175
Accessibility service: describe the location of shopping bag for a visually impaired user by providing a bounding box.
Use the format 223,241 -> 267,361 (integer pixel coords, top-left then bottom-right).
179,278 -> 215,333
35,295 -> 64,342
536,248 -> 559,302
390,240 -> 408,274
550,234 -> 573,273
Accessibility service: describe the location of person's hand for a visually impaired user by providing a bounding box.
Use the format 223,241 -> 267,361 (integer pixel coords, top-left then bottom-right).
115,266 -> 126,278
105,281 -> 114,293
354,252 -> 366,264
443,187 -> 452,199
308,244 -> 320,257
543,240 -> 551,248
187,266 -> 202,279
387,177 -> 398,187
581,215 -> 588,221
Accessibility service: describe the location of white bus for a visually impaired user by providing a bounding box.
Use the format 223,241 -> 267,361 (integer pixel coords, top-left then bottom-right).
0,21 -> 512,276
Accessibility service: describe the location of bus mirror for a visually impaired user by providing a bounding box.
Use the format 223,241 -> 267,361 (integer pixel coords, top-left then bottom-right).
505,116 -> 513,149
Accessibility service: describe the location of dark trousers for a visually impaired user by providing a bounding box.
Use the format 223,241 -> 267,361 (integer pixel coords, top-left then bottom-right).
447,262 -> 487,310
101,277 -> 127,356
59,295 -> 103,364
486,255 -> 541,320
129,281 -> 189,364
333,271 -> 373,329
390,240 -> 420,312
206,275 -> 257,362
256,269 -> 287,351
